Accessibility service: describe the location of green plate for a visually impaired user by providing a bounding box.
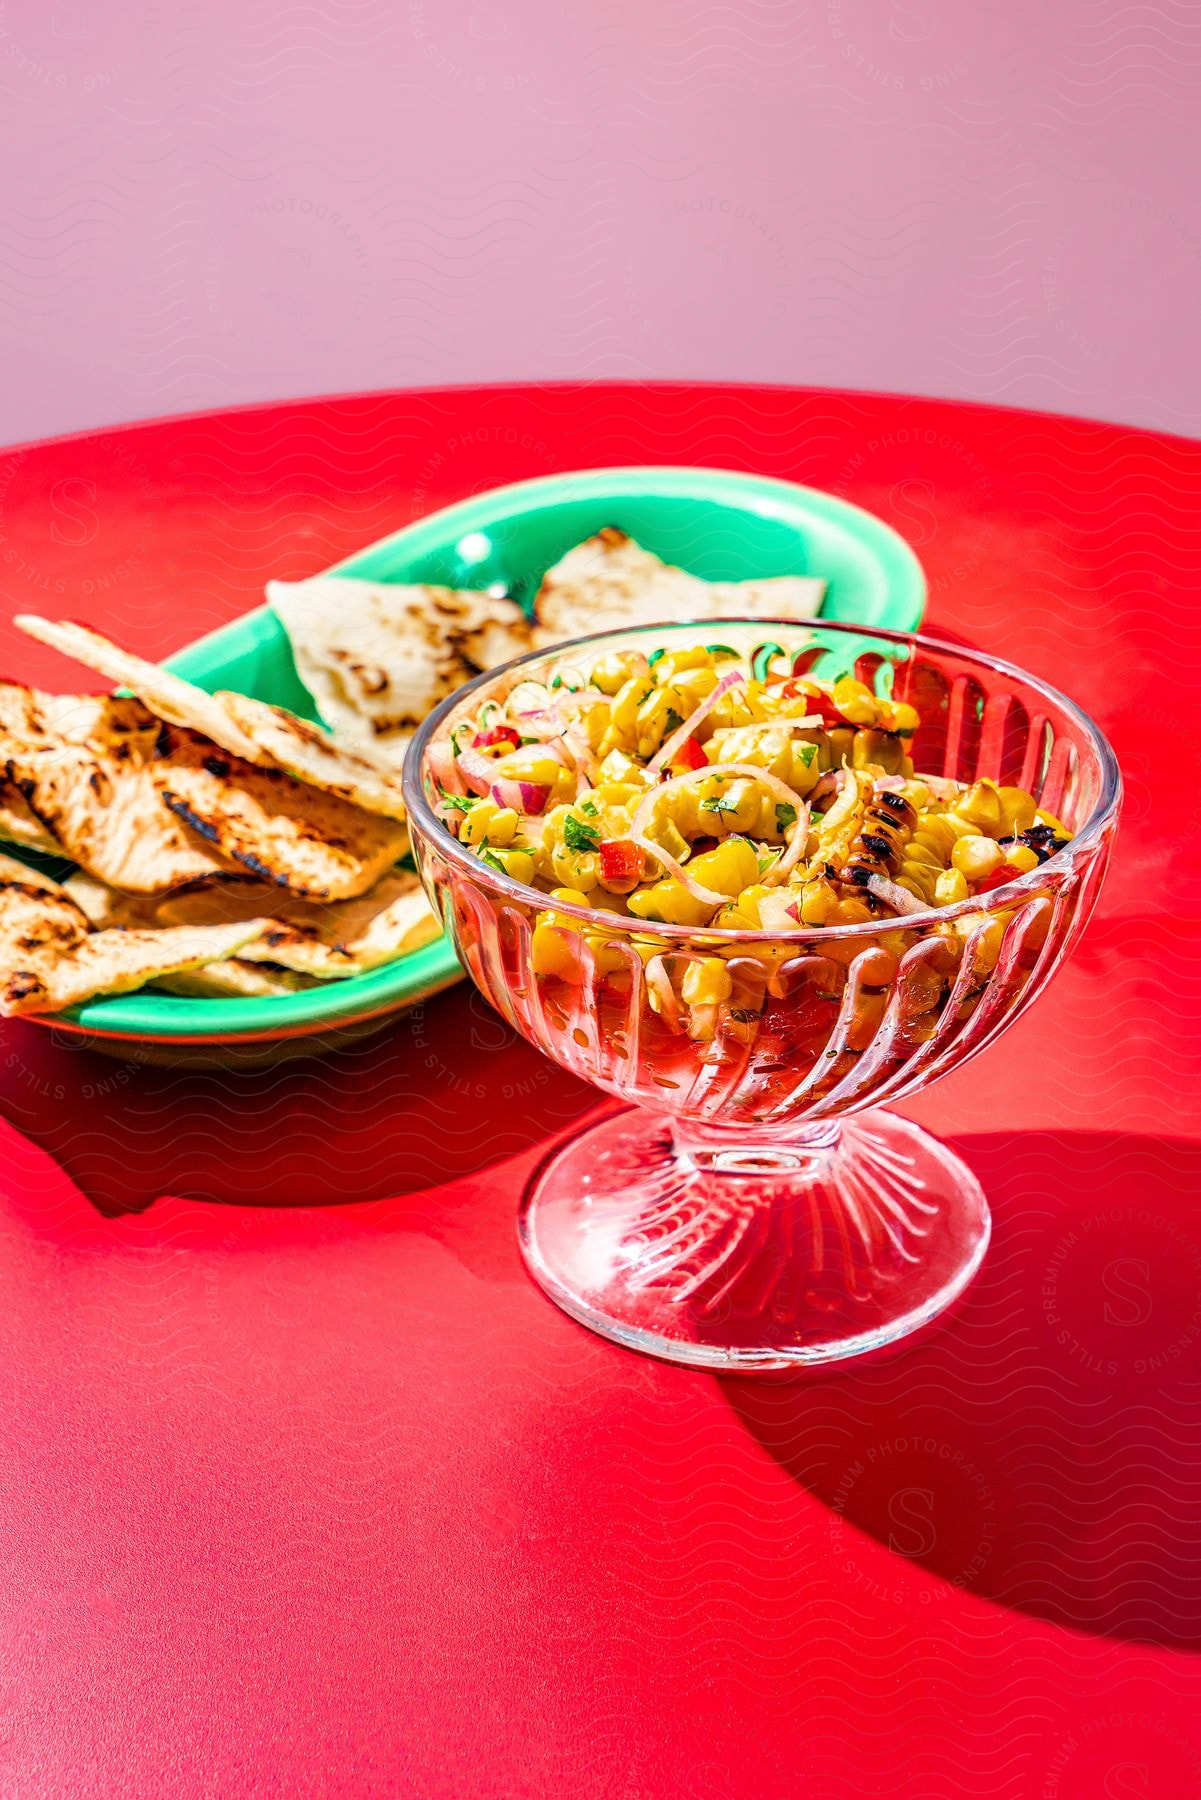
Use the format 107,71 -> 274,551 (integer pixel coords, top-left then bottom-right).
38,465 -> 926,1050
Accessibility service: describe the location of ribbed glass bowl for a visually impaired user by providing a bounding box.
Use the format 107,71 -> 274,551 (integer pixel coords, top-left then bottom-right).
404,620 -> 1120,1370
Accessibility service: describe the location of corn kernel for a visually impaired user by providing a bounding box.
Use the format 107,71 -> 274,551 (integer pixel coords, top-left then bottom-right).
491,749 -> 562,787
549,887 -> 590,907
653,646 -> 710,684
828,895 -> 874,927
531,921 -> 579,979
832,676 -> 879,726
485,807 -> 519,847
997,786 -> 1038,835
460,799 -> 497,845
1004,844 -> 1039,874
585,933 -> 629,975
951,835 -> 1005,882
852,728 -> 905,774
627,881 -> 711,927
956,914 -> 1006,973
712,903 -> 752,929
953,780 -> 1003,836
731,884 -> 774,927
487,848 -> 536,885
687,836 -> 761,898
591,651 -> 650,696
934,868 -> 969,906
681,958 -> 733,1005
798,878 -> 837,925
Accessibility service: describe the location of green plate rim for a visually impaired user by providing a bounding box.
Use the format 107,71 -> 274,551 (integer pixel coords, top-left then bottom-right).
51,465 -> 925,1041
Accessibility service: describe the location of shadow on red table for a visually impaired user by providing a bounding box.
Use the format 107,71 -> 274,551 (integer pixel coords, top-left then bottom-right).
723,1129 -> 1201,1652
0,986 -> 594,1216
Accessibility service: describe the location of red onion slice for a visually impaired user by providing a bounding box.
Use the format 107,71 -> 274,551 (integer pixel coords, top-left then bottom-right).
760,799 -> 811,887
490,778 -> 551,816
866,874 -> 927,916
428,740 -> 466,797
455,746 -> 501,797
644,956 -> 682,1030
647,670 -> 745,774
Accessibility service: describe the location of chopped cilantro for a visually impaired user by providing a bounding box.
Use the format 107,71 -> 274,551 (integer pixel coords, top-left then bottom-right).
647,648 -> 667,667
563,815 -> 601,854
580,799 -> 598,817
797,742 -> 819,768
440,792 -> 477,813
701,795 -> 737,817
479,850 -> 507,874
775,802 -> 797,832
663,708 -> 684,734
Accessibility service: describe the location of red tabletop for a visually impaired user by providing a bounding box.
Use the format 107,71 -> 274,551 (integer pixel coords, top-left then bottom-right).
0,385 -> 1198,1799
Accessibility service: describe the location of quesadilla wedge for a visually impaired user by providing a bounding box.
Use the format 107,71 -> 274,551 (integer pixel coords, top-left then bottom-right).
533,527 -> 826,641
0,851 -> 270,1017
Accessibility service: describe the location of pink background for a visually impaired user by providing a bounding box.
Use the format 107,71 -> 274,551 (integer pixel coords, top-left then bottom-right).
1,0 -> 1199,444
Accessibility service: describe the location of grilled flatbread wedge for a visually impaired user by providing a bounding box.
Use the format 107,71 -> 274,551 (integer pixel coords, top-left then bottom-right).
0,852 -> 270,1017
215,690 -> 406,820
0,688 -> 232,892
0,779 -> 59,856
153,726 -> 408,900
67,865 -> 439,979
14,616 -> 408,821
533,527 -> 826,641
267,575 -> 531,759
13,616 -> 264,762
152,960 -> 319,999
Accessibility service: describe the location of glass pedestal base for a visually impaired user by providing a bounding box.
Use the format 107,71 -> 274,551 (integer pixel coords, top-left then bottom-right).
518,1109 -> 990,1370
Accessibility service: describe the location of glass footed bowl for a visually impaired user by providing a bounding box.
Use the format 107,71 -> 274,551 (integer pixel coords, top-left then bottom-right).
403,620 -> 1120,1371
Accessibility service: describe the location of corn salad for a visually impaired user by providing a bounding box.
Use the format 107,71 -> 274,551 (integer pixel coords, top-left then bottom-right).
433,643 -> 1071,966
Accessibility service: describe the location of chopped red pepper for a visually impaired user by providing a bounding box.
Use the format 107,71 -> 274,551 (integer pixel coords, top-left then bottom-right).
599,839 -> 644,885
974,862 -> 1023,895
777,681 -> 843,727
472,724 -> 521,751
667,734 -> 709,772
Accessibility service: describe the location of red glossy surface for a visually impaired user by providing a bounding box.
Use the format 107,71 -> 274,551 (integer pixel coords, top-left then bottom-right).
0,386 -> 1197,1798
